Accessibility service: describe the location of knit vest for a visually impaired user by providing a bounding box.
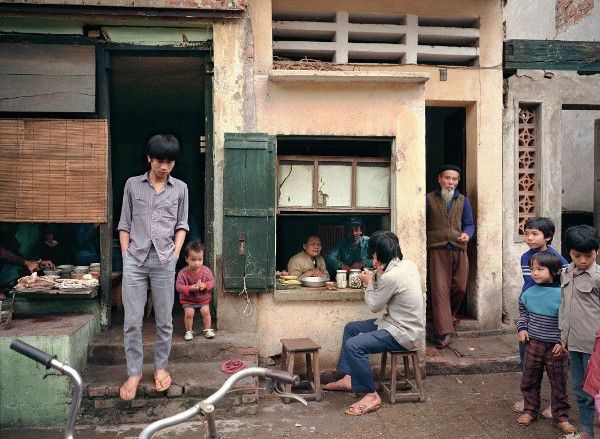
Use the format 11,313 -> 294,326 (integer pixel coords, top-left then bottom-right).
426,191 -> 467,251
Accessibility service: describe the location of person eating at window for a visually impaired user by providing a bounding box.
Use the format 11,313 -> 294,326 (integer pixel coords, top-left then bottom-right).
287,235 -> 328,279
326,217 -> 372,276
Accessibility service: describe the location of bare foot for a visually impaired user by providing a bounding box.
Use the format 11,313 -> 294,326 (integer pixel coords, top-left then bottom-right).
540,405 -> 552,419
345,392 -> 382,416
323,375 -> 352,392
120,375 -> 141,401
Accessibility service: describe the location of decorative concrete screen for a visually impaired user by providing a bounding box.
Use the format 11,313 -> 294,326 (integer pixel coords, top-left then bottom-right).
273,12 -> 479,65
517,105 -> 539,236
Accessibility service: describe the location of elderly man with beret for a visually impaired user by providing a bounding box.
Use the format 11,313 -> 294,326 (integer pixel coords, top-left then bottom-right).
426,164 -> 474,348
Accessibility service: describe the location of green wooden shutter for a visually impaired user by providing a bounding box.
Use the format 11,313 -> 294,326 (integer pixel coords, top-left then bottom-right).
223,133 -> 276,291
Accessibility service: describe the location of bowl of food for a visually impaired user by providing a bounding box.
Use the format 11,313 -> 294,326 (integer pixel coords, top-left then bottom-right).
74,265 -> 89,273
44,269 -> 61,276
57,265 -> 73,275
300,276 -> 329,288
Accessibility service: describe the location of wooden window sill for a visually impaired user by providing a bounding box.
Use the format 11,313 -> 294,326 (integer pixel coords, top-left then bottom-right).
274,287 -> 364,302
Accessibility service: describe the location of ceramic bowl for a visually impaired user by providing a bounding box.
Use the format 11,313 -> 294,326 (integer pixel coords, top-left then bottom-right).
57,265 -> 73,274
300,276 -> 329,288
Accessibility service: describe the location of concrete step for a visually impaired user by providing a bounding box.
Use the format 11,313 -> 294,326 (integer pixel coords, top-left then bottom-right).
424,333 -> 520,376
81,361 -> 259,425
90,330 -> 258,365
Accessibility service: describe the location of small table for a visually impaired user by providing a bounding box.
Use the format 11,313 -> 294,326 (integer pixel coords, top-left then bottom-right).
280,337 -> 322,403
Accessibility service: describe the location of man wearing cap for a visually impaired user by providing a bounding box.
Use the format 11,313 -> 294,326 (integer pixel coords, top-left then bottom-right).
326,217 -> 373,276
426,165 -> 474,348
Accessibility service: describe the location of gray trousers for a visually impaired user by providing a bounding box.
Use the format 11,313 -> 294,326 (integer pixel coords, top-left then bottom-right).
122,248 -> 176,376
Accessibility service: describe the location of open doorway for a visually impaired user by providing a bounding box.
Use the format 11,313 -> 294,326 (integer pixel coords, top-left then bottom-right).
560,108 -> 600,259
109,53 -> 207,322
425,106 -> 472,322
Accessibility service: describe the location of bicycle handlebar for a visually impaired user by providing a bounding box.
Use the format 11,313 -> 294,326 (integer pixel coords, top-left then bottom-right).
10,339 -> 56,368
264,368 -> 298,384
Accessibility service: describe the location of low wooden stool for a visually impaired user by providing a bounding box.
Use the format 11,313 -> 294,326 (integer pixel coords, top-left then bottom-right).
378,350 -> 425,403
280,338 -> 322,403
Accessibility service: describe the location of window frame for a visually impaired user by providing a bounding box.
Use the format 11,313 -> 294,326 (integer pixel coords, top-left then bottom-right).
277,154 -> 391,214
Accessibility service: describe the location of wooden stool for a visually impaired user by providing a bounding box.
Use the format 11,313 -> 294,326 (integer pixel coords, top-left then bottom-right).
280,338 -> 322,403
378,350 -> 425,403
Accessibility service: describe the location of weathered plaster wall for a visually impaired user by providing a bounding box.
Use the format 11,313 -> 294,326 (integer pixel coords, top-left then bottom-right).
218,0 -> 505,366
502,70 -> 600,325
562,109 -> 600,212
504,0 -> 600,41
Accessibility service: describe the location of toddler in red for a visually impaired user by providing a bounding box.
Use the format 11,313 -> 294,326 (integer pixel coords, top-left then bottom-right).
176,241 -> 215,340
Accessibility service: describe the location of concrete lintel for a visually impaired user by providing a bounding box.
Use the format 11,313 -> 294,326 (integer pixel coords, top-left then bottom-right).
268,69 -> 430,83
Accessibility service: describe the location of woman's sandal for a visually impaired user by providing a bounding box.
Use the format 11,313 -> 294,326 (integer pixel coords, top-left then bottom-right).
345,401 -> 381,416
517,413 -> 535,426
154,370 -> 172,392
554,420 -> 576,434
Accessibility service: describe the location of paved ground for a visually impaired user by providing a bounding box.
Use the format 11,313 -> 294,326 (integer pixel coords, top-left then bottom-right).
1,372 -> 579,439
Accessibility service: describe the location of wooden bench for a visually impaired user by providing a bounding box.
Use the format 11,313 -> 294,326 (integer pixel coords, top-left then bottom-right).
378,350 -> 425,403
281,337 -> 322,403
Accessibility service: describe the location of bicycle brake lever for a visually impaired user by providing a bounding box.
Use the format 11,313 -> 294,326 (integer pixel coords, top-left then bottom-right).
274,388 -> 308,406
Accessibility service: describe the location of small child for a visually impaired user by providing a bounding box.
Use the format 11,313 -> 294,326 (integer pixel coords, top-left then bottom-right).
560,225 -> 600,438
514,217 -> 569,416
517,252 -> 575,434
176,241 -> 216,340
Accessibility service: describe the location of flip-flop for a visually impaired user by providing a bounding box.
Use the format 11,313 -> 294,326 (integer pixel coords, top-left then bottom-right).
345,402 -> 381,416
517,413 -> 535,426
154,371 -> 172,392
513,400 -> 525,413
120,376 -> 141,401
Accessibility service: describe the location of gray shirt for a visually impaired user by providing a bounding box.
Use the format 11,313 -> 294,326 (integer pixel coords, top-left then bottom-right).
117,173 -> 189,266
364,258 -> 425,351
559,262 -> 600,354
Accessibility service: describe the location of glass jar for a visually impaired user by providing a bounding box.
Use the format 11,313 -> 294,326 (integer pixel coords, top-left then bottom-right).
349,269 -> 362,289
336,270 -> 347,289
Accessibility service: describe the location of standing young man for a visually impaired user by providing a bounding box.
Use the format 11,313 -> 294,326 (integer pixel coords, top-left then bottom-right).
117,134 -> 189,400
426,164 -> 474,348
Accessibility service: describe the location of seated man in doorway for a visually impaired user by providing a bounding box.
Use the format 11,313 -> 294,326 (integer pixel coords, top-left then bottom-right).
287,235 -> 328,279
325,217 -> 372,276
426,164 -> 474,348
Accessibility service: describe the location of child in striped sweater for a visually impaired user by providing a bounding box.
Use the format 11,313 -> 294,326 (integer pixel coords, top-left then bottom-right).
517,252 -> 575,434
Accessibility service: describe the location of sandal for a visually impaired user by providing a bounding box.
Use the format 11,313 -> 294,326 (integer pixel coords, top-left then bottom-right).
540,405 -> 552,419
119,376 -> 141,401
154,370 -> 172,392
517,413 -> 535,426
513,399 -> 525,413
345,401 -> 381,416
323,381 -> 352,392
554,420 -> 576,434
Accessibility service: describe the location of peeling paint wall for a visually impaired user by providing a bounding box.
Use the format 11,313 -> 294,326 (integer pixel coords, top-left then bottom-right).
502,70 -> 600,325
504,0 -> 600,41
210,0 -> 504,367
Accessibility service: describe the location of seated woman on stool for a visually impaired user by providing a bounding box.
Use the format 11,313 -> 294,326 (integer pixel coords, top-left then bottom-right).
323,230 -> 424,416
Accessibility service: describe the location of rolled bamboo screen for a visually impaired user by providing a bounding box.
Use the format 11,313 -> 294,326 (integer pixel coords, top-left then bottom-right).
0,118 -> 108,223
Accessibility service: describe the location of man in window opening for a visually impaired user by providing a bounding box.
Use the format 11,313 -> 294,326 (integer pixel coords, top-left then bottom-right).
287,235 -> 328,279
325,217 -> 372,277
426,164 -> 474,348
117,134 -> 189,401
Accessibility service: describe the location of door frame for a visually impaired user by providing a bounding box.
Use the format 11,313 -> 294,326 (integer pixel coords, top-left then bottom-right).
97,43 -> 214,328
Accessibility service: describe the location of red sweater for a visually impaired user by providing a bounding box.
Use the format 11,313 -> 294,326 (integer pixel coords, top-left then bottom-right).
176,266 -> 215,306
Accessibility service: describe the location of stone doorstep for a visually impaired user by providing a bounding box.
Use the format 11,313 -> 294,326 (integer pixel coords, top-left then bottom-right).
84,361 -> 258,399
90,330 -> 258,365
425,354 -> 520,376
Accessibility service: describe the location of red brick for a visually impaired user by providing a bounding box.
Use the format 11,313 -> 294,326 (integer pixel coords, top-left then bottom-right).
87,385 -> 107,397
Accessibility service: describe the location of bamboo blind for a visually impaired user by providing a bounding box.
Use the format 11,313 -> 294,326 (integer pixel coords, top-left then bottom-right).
0,118 -> 108,223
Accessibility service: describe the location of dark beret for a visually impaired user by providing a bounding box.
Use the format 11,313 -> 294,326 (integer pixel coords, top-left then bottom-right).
438,164 -> 462,176
346,217 -> 364,228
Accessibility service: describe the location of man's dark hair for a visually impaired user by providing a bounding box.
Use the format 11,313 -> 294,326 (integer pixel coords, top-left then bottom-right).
367,230 -> 403,264
184,240 -> 205,257
529,252 -> 563,283
145,134 -> 180,161
524,217 -> 556,244
565,225 -> 600,253
305,234 -> 321,244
